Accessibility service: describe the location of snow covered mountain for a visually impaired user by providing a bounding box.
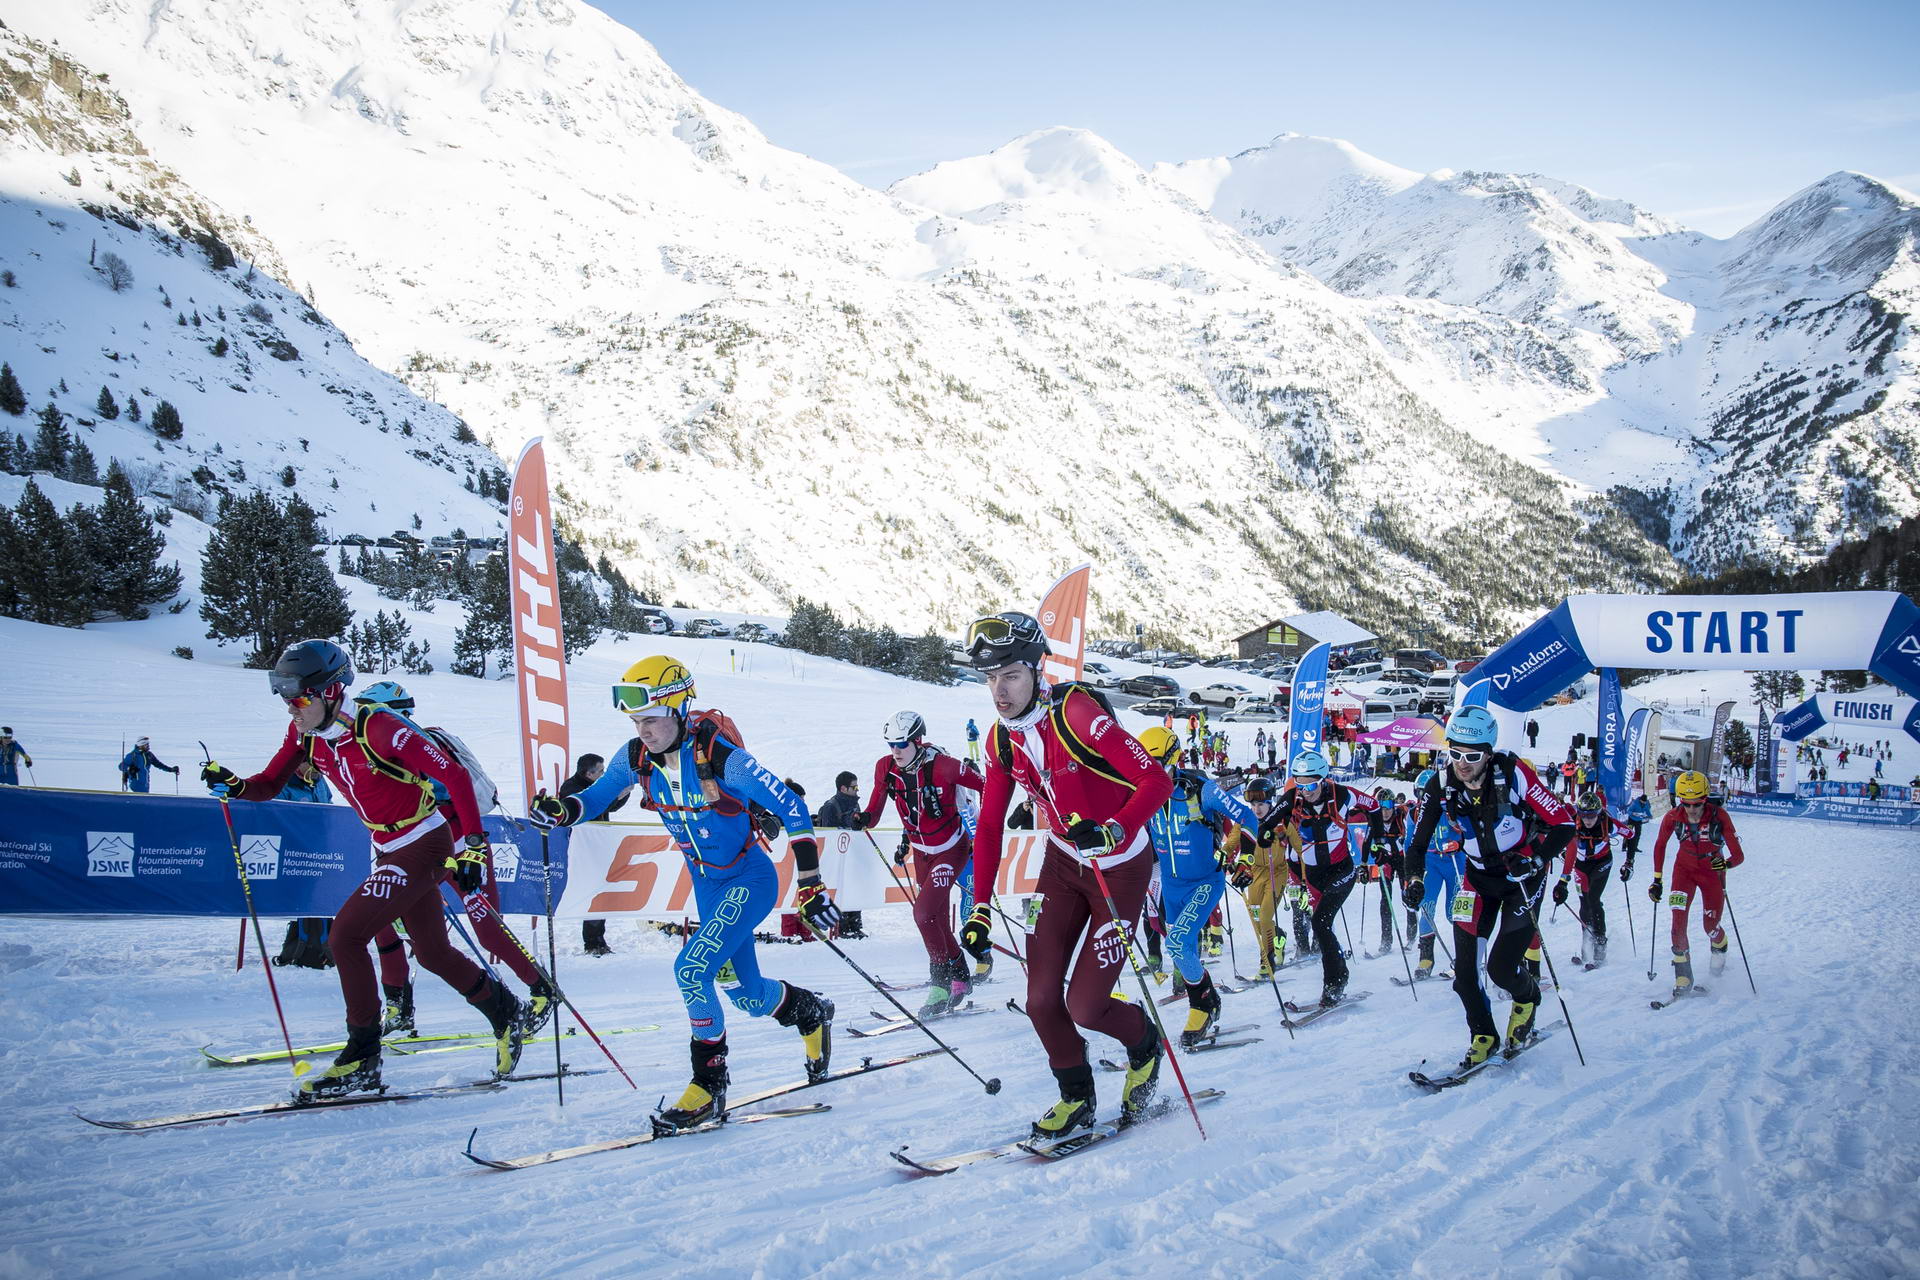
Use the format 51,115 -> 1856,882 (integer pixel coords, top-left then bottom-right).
1158,134 -> 1920,573
0,19 -> 508,547
4,2 -> 1909,649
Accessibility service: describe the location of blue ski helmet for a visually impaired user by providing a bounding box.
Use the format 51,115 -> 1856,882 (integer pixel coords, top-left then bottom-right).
1415,767 -> 1438,789
1290,749 -> 1331,779
354,680 -> 415,713
1445,705 -> 1498,748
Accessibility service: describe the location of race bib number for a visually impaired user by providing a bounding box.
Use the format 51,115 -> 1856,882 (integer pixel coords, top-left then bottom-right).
1450,890 -> 1477,923
1667,890 -> 1690,912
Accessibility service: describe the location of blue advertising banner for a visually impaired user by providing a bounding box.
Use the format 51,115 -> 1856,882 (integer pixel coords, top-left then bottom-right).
1596,669 -> 1628,812
0,788 -> 566,918
1288,642 -> 1332,766
1463,602 -> 1589,714
1777,692 -> 1920,745
1722,793 -> 1920,828
1623,707 -> 1651,801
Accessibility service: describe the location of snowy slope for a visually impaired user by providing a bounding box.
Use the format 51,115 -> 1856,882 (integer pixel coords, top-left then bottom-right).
0,21 -> 509,541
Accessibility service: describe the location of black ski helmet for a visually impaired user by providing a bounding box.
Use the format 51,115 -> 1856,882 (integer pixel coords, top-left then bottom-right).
965,611 -> 1049,671
269,639 -> 354,700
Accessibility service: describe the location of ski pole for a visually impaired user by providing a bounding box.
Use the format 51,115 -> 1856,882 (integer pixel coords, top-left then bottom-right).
803,918 -> 1000,1094
1068,825 -> 1204,1141
1721,885 -> 1758,995
201,742 -> 303,1079
538,828 -> 563,1105
860,828 -> 917,905
437,886 -> 502,982
1385,874 -> 1420,1003
235,919 -> 248,972
1620,865 -> 1638,957
1228,883 -> 1295,1039
459,889 -> 638,1090
1646,877 -> 1661,983
1221,893 -> 1238,975
992,902 -> 1029,975
1514,897 -> 1586,1067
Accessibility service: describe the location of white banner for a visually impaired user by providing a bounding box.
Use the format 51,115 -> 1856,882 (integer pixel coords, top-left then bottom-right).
1811,692 -> 1917,731
1567,592 -> 1901,671
548,823 -> 1064,922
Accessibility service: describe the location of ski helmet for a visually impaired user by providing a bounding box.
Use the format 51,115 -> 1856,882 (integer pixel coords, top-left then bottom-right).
1290,749 -> 1330,779
1138,725 -> 1182,766
269,639 -> 354,701
1445,705 -> 1498,749
1675,770 -> 1710,802
1575,791 -> 1605,815
883,711 -> 927,748
1415,767 -> 1437,789
354,680 -> 415,713
965,611 -> 1049,671
612,656 -> 696,717
1245,777 -> 1272,802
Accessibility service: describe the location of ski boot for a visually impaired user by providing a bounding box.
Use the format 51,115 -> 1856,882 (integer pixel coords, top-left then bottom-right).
1147,953 -> 1166,984
972,947 -> 995,985
1180,975 -> 1221,1049
653,1035 -> 729,1135
1709,934 -> 1729,978
917,959 -> 957,1019
475,978 -> 529,1078
1504,999 -> 1538,1056
582,919 -> 614,957
1318,978 -> 1348,1010
1416,934 -> 1436,978
515,976 -> 557,1040
1459,1033 -> 1499,1072
774,983 -> 834,1083
944,955 -> 973,1006
1671,948 -> 1695,1000
380,981 -> 415,1037
1119,1025 -> 1164,1123
1030,1064 -> 1096,1142
294,1023 -> 383,1103
1589,935 -> 1608,970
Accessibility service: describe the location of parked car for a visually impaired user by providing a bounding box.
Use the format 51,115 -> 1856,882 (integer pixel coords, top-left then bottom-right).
683,618 -> 732,638
339,533 -> 375,547
948,666 -> 984,684
1363,699 -> 1399,726
733,622 -> 774,643
1126,696 -> 1181,717
640,614 -> 671,635
1122,674 -> 1179,698
1379,666 -> 1433,686
1083,661 -> 1120,688
1189,682 -> 1254,709
1221,698 -> 1282,722
1368,683 -> 1424,712
1335,661 -> 1384,683
1394,648 -> 1452,673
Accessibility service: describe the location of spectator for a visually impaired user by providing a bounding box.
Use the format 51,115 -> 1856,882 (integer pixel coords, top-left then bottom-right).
814,770 -> 863,829
965,718 -> 980,767
118,737 -> 179,793
562,752 -> 630,957
280,758 -> 333,804
1525,717 -> 1540,748
1007,798 -> 1036,829
0,727 -> 31,786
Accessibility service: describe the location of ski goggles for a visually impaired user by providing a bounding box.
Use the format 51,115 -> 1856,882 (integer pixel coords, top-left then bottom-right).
886,737 -> 918,750
966,616 -> 1021,647
1445,746 -> 1489,764
611,682 -> 687,715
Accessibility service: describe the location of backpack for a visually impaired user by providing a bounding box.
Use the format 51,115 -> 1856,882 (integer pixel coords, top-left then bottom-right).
624,708 -> 753,818
273,918 -> 333,969
988,682 -> 1132,788
327,706 -> 501,833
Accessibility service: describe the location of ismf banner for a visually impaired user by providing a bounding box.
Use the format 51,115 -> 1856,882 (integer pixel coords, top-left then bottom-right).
1037,564 -> 1092,687
1288,643 -> 1333,765
508,438 -> 570,810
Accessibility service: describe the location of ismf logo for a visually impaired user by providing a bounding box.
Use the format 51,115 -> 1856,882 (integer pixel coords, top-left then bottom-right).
239,834 -> 281,881
85,832 -> 136,877
493,842 -> 520,883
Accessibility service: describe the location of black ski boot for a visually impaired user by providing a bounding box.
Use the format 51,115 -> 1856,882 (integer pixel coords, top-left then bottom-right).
294,1022 -> 383,1103
1319,978 -> 1349,1009
653,1036 -> 729,1135
774,983 -> 834,1083
1030,1063 -> 1096,1141
1416,933 -> 1436,978
475,978 -> 528,1078
1180,973 -> 1221,1048
582,919 -> 613,957
1119,1024 -> 1164,1123
515,976 -> 557,1040
380,981 -> 414,1036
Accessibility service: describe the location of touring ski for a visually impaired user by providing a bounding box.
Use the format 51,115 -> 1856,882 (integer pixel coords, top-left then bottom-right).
1391,972 -> 1452,987
891,1089 -> 1227,1175
1408,1021 -> 1563,1091
1651,985 -> 1710,1010
849,1004 -> 990,1038
1281,991 -> 1372,1027
74,1068 -> 600,1132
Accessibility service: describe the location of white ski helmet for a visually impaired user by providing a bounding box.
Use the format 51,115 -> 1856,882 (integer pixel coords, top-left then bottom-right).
883,711 -> 927,748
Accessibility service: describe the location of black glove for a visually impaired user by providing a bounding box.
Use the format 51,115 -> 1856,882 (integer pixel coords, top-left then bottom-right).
893,835 -> 909,867
1230,860 -> 1253,891
1648,874 -> 1663,903
1620,856 -> 1634,883
850,811 -> 871,831
1367,839 -> 1390,864
795,873 -> 840,931
450,836 -> 490,895
1551,878 -> 1569,906
1401,876 -> 1423,910
1257,811 -> 1282,844
960,904 -> 993,957
200,761 -> 242,796
1064,816 -> 1121,852
1502,849 -> 1536,879
168,765 -> 181,775
1710,852 -> 1728,872
528,790 -> 578,829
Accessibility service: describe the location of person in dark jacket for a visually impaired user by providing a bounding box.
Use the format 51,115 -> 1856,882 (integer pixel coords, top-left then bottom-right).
119,737 -> 179,793
814,771 -> 862,829
0,727 -> 31,786
563,753 -> 629,956
280,758 -> 334,804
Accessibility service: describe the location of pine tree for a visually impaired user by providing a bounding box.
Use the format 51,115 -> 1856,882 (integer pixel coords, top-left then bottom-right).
125,396 -> 141,423
558,567 -> 605,659
199,490 -> 351,666
11,479 -> 93,626
150,399 -> 184,441
95,386 -> 119,420
0,363 -> 25,417
0,434 -> 13,474
451,552 -> 511,677
30,403 -> 70,473
90,461 -> 182,619
67,441 -> 100,486
0,506 -> 23,616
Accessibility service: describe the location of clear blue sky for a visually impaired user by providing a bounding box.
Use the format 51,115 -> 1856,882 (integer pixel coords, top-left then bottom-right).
601,0 -> 1919,236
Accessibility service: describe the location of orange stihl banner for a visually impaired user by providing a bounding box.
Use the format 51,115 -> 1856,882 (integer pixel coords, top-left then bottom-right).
508,439 -> 570,806
1037,563 -> 1091,686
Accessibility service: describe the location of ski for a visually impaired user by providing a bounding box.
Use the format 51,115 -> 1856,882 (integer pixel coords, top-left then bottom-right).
462,1104 -> 830,1170
73,1068 -> 599,1132
892,1089 -> 1227,1175
1019,1088 -> 1229,1160
1097,1036 -> 1261,1070
1391,972 -> 1452,987
1281,991 -> 1372,1027
462,1049 -> 941,1170
849,1004 -> 991,1038
1651,985 -> 1710,1010
1408,1021 -> 1564,1091
201,1024 -> 660,1066
394,1025 -> 658,1058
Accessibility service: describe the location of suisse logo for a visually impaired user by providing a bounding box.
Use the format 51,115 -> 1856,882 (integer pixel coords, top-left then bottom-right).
85,832 -> 137,877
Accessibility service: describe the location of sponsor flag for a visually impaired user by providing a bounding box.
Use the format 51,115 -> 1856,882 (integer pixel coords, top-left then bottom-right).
508,439 -> 571,809
1596,668 -> 1628,812
1037,564 -> 1092,687
1288,643 -> 1332,768
1706,699 -> 1736,789
1643,712 -> 1668,822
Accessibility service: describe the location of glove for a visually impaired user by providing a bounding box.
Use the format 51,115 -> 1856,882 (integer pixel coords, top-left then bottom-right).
1257,811 -> 1282,844
1064,816 -> 1122,853
528,790 -> 578,829
1230,860 -> 1253,891
1401,876 -> 1423,910
1367,839 -> 1390,864
1551,878 -> 1569,906
1710,852 -> 1727,872
795,873 -> 840,931
960,904 -> 993,958
168,765 -> 181,775
1502,849 -> 1536,878
450,836 -> 489,895
893,835 -> 909,867
1620,856 -> 1634,883
1648,875 -> 1663,903
850,811 -> 871,831
200,762 -> 241,796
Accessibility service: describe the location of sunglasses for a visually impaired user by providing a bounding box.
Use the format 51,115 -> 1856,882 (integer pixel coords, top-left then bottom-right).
1446,747 -> 1488,764
281,693 -> 321,710
886,738 -> 917,750
1680,800 -> 1706,808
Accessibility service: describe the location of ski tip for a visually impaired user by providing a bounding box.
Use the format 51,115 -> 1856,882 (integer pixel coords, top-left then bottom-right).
464,1126 -> 479,1155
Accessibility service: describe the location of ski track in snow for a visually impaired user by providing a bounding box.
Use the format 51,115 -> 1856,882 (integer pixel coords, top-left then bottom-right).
1,815 -> 1915,1278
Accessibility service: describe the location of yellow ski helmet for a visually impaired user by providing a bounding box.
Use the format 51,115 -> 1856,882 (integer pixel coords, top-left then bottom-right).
612,656 -> 696,716
1138,725 -> 1182,766
1675,770 -> 1710,802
